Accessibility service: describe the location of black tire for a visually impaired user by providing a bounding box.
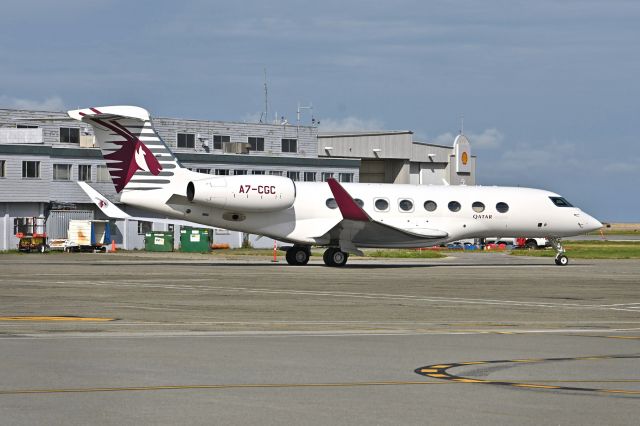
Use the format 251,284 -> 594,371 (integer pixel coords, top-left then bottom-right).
525,240 -> 538,250
323,248 -> 334,266
328,249 -> 349,267
555,254 -> 569,266
285,246 -> 310,266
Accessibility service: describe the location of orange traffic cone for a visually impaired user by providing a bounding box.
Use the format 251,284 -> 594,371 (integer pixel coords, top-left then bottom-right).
111,240 -> 116,253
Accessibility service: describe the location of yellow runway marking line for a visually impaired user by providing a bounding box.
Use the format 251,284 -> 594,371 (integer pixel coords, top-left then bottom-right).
429,364 -> 452,369
513,384 -> 561,390
419,369 -> 439,373
0,381 -> 452,396
458,361 -> 487,365
0,316 -> 115,322
605,336 -> 640,340
427,374 -> 449,378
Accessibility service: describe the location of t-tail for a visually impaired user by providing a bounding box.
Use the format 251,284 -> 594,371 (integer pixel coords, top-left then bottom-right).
68,106 -> 181,193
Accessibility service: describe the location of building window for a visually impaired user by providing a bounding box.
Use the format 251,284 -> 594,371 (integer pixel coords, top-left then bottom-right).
287,171 -> 300,181
97,165 -> 111,182
248,137 -> 264,152
339,173 -> 353,183
53,164 -> 72,181
234,170 -> 248,175
215,169 -> 230,175
303,172 -> 316,182
448,201 -> 461,212
424,200 -> 437,212
17,124 -> 38,129
269,170 -> 283,176
321,172 -> 334,181
60,127 -> 80,144
213,135 -> 230,150
281,138 -> 297,153
137,221 -> 152,235
196,168 -> 211,174
177,133 -> 195,149
0,160 -> 5,178
252,170 -> 266,175
78,165 -> 92,182
496,202 -> 510,213
22,161 -> 40,179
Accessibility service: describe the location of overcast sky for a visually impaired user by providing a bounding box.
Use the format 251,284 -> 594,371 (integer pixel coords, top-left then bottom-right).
1,0 -> 639,221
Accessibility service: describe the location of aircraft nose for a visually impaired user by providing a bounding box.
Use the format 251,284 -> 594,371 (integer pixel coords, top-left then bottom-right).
582,213 -> 603,233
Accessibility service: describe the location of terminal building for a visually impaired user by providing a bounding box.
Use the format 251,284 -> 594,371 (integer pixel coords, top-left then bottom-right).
0,107 -> 475,251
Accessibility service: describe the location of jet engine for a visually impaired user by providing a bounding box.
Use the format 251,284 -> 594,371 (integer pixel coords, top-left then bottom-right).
186,175 -> 296,212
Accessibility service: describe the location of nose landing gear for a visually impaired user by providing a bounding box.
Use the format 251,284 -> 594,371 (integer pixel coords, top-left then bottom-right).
549,237 -> 569,266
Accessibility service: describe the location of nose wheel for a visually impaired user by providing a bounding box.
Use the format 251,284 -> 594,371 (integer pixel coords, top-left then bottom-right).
549,238 -> 569,266
323,247 -> 349,267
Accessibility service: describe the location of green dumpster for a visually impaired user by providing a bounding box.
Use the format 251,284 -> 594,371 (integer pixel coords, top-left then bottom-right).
179,227 -> 211,253
144,231 -> 174,252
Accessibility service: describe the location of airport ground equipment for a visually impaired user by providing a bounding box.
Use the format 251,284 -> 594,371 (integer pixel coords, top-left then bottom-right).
14,217 -> 48,253
65,220 -> 111,252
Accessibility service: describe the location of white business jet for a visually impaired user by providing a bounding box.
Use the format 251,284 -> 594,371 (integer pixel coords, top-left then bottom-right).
70,106 -> 602,267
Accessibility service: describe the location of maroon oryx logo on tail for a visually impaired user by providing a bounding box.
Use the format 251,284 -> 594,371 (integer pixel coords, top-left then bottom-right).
82,109 -> 163,192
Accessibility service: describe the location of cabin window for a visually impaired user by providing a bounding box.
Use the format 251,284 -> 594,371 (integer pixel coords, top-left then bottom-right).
448,201 -> 461,212
326,198 -> 338,209
472,201 -> 485,213
399,199 -> 414,212
354,198 -> 364,208
496,202 -> 509,213
374,198 -> 389,211
424,200 -> 437,212
549,197 -> 573,207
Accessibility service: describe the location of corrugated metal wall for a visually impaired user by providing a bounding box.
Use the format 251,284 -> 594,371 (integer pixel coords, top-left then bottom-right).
47,210 -> 94,239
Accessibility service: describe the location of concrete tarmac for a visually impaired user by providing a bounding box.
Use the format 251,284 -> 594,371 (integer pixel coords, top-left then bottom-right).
0,252 -> 638,425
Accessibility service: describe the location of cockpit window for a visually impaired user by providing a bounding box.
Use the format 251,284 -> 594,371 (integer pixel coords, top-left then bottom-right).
549,197 -> 573,207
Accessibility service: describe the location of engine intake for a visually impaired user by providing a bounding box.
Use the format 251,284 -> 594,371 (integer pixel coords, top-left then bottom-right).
187,175 -> 296,212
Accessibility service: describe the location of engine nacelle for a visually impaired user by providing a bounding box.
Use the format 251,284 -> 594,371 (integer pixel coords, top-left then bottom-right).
186,175 -> 296,212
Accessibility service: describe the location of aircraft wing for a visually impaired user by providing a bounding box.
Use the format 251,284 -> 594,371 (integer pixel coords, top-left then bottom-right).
77,182 -> 216,229
322,179 -> 448,249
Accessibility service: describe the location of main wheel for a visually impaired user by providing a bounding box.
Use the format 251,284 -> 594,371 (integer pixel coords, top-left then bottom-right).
285,246 -> 310,266
323,248 -> 348,267
555,254 -> 569,266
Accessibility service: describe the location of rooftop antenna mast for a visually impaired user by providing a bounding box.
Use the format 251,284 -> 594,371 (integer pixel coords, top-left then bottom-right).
263,68 -> 268,124
460,114 -> 464,135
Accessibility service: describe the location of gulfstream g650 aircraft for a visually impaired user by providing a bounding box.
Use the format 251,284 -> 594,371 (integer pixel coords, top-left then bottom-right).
70,106 -> 602,267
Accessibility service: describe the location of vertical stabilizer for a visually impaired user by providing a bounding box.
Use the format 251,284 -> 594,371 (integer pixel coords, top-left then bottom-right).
68,106 -> 180,193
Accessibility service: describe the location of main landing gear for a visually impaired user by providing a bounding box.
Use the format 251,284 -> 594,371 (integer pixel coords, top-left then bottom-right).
285,245 -> 311,266
549,237 -> 569,266
323,247 -> 349,267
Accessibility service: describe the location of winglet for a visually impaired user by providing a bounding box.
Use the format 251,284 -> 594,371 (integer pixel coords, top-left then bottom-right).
327,178 -> 370,222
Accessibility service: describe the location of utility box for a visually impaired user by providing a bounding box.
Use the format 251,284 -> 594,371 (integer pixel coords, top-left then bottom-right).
179,227 -> 211,253
145,231 -> 174,252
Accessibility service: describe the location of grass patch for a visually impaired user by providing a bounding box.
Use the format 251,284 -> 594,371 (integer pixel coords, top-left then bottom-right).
510,240 -> 640,259
363,249 -> 446,259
